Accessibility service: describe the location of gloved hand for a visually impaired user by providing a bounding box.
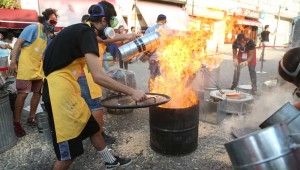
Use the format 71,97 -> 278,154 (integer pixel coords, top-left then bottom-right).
233,58 -> 239,67
240,61 -> 248,68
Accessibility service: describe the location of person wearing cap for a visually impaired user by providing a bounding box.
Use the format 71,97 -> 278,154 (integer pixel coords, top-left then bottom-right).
42,1 -> 146,169
78,14 -> 116,145
278,47 -> 300,110
8,8 -> 58,137
230,33 -> 257,95
145,14 -> 168,90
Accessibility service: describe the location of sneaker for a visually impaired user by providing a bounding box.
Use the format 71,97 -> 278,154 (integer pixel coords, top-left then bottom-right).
26,117 -> 37,126
14,122 -> 26,137
105,156 -> 132,169
102,132 -> 116,145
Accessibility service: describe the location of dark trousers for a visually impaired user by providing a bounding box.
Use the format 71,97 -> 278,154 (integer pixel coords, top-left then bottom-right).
231,65 -> 257,91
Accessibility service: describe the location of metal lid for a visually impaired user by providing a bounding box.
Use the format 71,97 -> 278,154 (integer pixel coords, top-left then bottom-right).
100,93 -> 170,109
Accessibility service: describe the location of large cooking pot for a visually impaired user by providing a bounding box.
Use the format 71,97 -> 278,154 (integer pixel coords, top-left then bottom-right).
260,102 -> 300,129
225,123 -> 300,170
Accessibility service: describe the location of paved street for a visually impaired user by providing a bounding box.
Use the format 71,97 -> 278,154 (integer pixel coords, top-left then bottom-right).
0,44 -> 296,170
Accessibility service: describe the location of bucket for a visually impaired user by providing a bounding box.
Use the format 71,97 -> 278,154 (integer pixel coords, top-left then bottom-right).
36,112 -> 52,144
149,102 -> 199,155
225,123 -> 300,170
0,90 -> 17,153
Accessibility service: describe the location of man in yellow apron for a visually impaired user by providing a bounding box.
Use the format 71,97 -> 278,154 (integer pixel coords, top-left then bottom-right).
42,2 -> 146,169
9,8 -> 58,137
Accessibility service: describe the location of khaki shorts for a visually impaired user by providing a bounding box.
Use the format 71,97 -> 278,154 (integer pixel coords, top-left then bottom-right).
16,79 -> 43,93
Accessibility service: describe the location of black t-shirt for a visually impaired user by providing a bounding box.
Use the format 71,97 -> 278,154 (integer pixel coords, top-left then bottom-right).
232,39 -> 255,52
43,23 -> 99,76
260,30 -> 270,42
42,23 -> 99,103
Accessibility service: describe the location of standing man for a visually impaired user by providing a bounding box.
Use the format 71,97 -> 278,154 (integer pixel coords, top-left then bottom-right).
42,1 -> 146,169
230,33 -> 257,95
260,25 -> 271,61
145,14 -> 167,91
9,8 -> 58,137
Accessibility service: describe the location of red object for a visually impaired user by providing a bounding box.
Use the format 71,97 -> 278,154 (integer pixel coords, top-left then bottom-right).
0,9 -> 38,29
237,47 -> 256,66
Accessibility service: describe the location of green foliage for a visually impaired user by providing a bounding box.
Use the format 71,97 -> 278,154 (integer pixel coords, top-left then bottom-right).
0,0 -> 22,9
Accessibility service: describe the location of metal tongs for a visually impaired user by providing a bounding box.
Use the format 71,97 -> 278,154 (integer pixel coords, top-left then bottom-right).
202,66 -> 224,94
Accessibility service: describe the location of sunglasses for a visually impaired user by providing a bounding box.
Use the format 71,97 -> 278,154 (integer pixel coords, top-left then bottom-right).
48,19 -> 57,26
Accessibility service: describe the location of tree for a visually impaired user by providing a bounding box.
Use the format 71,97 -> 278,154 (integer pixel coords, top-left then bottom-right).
0,0 -> 21,9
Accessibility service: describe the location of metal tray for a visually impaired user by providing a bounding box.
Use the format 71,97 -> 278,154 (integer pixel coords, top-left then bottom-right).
100,93 -> 170,109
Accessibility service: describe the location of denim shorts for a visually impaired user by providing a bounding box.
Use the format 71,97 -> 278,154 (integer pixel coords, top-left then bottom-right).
77,76 -> 102,111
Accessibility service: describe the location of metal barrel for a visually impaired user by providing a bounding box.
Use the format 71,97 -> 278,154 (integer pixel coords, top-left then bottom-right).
118,31 -> 160,62
225,123 -> 300,170
149,102 -> 199,156
36,112 -> 52,144
0,90 -> 17,153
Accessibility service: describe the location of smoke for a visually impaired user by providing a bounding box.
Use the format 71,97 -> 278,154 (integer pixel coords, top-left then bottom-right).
222,84 -> 296,135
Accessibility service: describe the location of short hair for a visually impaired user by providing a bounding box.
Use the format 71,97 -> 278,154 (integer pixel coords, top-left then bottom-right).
38,8 -> 58,24
81,14 -> 89,23
157,14 -> 166,22
131,26 -> 135,31
264,25 -> 269,30
118,25 -> 124,29
236,33 -> 246,41
278,47 -> 300,86
87,1 -> 117,25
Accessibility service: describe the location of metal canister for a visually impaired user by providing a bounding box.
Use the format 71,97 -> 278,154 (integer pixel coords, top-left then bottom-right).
118,31 -> 160,62
36,112 -> 52,144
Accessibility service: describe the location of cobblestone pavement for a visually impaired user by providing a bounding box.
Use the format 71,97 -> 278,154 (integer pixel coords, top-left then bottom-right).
0,45 -> 294,170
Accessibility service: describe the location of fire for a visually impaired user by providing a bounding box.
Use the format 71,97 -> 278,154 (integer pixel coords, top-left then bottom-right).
150,22 -> 223,109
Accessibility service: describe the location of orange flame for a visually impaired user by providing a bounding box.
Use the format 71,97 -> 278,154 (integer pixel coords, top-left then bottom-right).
150,22 -> 224,109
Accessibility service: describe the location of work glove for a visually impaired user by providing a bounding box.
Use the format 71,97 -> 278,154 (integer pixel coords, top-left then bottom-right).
233,58 -> 239,67
239,61 -> 248,68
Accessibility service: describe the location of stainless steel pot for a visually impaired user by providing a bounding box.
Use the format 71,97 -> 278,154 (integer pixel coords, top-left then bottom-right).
260,102 -> 300,129
118,32 -> 160,62
225,123 -> 300,170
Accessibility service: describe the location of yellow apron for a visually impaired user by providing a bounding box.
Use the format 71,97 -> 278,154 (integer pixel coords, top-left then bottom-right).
47,58 -> 91,142
82,42 -> 107,99
17,24 -> 46,80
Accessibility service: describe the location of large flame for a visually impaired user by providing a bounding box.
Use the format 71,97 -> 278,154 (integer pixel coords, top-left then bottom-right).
150,21 -> 224,109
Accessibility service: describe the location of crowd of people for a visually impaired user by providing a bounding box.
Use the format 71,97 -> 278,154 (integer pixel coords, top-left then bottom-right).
2,0 -> 298,169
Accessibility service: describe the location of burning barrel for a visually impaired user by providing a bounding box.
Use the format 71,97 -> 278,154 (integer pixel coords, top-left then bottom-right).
149,101 -> 199,155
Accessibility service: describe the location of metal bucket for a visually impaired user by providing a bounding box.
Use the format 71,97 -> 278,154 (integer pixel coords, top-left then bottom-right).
149,102 -> 199,156
225,123 -> 300,170
260,102 -> 300,129
36,112 -> 52,144
118,32 -> 160,62
0,90 -> 17,153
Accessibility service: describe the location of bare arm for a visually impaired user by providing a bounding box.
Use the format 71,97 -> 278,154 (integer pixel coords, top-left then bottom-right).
232,48 -> 238,59
101,33 -> 137,44
9,38 -> 25,74
294,102 -> 300,111
247,49 -> 254,63
85,53 -> 147,101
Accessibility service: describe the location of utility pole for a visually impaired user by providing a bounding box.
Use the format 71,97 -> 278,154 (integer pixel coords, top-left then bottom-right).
273,5 -> 281,46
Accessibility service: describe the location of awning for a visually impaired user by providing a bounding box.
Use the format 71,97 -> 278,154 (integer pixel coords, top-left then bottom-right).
136,1 -> 189,31
237,19 -> 262,27
0,9 -> 38,29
